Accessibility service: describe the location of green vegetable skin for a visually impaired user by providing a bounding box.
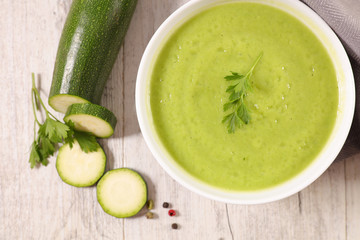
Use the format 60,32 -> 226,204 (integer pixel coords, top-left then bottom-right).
49,0 -> 138,113
64,103 -> 117,138
150,3 -> 339,191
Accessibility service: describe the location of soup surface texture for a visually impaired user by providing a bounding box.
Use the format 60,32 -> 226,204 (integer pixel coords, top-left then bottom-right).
150,2 -> 338,191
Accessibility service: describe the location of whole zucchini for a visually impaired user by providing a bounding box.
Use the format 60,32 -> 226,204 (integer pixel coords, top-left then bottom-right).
49,0 -> 138,113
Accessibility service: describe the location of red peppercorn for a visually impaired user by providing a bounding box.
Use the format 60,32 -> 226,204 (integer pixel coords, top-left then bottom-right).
168,209 -> 176,216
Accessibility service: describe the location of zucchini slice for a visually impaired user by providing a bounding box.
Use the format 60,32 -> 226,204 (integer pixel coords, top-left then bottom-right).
97,168 -> 147,218
56,140 -> 106,187
49,95 -> 90,114
64,103 -> 117,138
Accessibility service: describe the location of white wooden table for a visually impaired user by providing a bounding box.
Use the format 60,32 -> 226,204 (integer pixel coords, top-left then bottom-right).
1,0 -> 359,239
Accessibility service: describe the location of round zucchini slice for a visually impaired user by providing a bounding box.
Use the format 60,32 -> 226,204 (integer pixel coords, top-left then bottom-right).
64,103 -> 117,138
48,94 -> 90,114
56,140 -> 106,187
97,168 -> 147,218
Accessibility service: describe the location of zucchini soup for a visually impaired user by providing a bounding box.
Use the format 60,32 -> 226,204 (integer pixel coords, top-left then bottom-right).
149,2 -> 338,191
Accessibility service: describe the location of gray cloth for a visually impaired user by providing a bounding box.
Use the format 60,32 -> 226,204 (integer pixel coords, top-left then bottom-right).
301,0 -> 360,160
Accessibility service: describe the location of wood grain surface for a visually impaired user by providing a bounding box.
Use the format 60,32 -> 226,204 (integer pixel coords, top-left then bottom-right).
0,0 -> 359,239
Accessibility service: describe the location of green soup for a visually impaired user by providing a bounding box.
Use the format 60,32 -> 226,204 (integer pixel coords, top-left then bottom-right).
149,3 -> 338,191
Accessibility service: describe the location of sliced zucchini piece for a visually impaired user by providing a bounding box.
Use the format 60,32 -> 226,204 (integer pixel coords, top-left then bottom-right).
97,168 -> 147,218
56,140 -> 106,187
64,103 -> 117,138
48,94 -> 90,114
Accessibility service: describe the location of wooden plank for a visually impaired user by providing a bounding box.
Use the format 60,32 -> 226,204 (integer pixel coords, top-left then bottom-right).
226,160 -> 346,239
0,0 -> 357,239
0,0 -> 125,239
0,0 -> 65,239
345,153 -> 360,240
295,160 -> 346,239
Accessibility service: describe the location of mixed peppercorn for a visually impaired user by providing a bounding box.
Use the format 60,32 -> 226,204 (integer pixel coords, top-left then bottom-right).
145,200 -> 179,229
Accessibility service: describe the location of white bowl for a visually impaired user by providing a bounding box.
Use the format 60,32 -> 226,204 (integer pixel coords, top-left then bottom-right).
135,0 -> 355,204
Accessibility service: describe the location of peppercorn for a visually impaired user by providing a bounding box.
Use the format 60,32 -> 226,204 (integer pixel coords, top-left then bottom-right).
145,212 -> 154,219
168,209 -> 176,216
147,199 -> 154,210
162,202 -> 169,208
171,223 -> 178,229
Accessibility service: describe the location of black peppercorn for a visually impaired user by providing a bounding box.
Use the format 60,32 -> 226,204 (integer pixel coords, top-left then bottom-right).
162,202 -> 169,208
171,223 -> 178,229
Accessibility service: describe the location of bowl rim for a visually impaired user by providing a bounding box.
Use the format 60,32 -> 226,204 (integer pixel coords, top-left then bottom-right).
135,0 -> 355,204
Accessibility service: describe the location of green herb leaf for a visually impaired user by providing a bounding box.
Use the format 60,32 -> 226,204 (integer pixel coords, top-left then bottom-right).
237,103 -> 250,124
39,118 -> 69,143
222,112 -> 234,124
38,149 -> 50,166
39,135 -> 55,156
64,120 -> 75,148
223,102 -> 234,111
29,73 -> 100,168
64,120 -> 98,153
229,90 -> 242,102
222,53 -> 263,133
74,131 -> 99,153
29,142 -> 41,168
226,84 -> 237,93
224,72 -> 244,81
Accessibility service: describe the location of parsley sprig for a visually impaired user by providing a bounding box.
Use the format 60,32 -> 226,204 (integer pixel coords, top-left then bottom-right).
29,73 -> 98,168
222,53 -> 263,133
